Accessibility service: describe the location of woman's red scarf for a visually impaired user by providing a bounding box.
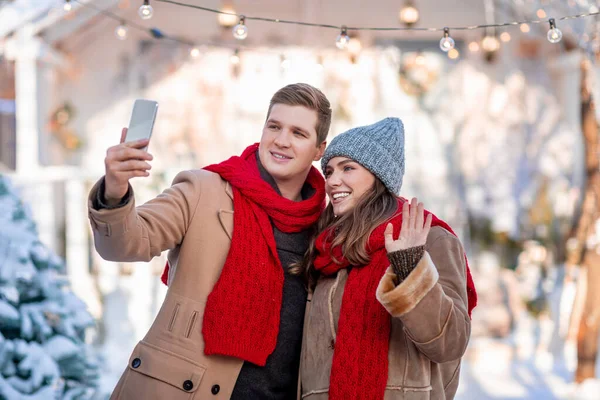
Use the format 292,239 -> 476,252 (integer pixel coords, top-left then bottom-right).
162,143 -> 325,366
313,198 -> 476,400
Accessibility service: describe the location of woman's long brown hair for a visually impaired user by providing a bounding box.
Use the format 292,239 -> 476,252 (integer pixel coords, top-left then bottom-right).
290,178 -> 399,287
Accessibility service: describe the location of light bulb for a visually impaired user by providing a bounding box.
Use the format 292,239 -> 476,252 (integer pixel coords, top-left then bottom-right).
233,16 -> 248,40
115,24 -> 128,40
280,55 -> 290,69
481,35 -> 500,52
415,53 -> 426,65
315,56 -> 324,71
399,1 -> 419,26
336,26 -> 350,50
63,0 -> 72,11
536,9 -> 546,18
547,18 -> 562,43
520,23 -> 530,33
439,27 -> 455,52
468,41 -> 480,52
500,32 -> 511,42
190,47 -> 200,58
138,0 -> 153,20
218,6 -> 238,28
448,48 -> 459,59
347,37 -> 362,56
547,28 -> 562,43
230,50 -> 240,65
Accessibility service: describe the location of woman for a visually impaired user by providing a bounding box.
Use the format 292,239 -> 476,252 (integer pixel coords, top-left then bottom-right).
295,117 -> 477,400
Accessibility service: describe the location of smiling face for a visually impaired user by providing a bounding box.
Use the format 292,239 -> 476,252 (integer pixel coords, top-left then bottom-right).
258,104 -> 326,187
324,156 -> 376,217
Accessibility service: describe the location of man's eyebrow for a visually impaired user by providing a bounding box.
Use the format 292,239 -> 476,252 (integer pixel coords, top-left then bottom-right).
266,120 -> 311,135
290,125 -> 309,134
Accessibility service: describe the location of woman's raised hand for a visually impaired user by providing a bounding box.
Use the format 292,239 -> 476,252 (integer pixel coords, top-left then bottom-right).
384,197 -> 432,253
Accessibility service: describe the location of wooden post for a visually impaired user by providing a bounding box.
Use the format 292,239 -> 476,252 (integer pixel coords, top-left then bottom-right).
569,57 -> 600,383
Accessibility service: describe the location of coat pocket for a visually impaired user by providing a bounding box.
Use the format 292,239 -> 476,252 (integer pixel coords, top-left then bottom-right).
114,340 -> 206,400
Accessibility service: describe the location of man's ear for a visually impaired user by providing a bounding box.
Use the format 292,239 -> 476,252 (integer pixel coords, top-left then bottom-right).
314,141 -> 327,161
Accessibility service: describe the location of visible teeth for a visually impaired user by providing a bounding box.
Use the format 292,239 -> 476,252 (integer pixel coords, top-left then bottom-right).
333,193 -> 350,199
273,153 -> 289,159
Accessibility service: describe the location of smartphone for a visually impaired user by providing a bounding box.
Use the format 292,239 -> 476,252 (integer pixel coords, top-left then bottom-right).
125,99 -> 159,151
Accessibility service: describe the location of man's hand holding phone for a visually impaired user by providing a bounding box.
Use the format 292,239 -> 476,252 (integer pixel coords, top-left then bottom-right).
103,128 -> 153,206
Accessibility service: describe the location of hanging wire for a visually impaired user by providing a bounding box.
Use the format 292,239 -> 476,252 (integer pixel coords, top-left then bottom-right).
69,0 -> 296,55
155,0 -> 600,32
67,0 -> 597,54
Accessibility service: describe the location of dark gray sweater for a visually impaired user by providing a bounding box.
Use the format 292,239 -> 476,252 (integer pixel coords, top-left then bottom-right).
230,155 -> 313,400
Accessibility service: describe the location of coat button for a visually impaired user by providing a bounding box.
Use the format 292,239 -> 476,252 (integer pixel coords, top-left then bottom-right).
211,384 -> 220,395
183,380 -> 194,391
131,358 -> 141,369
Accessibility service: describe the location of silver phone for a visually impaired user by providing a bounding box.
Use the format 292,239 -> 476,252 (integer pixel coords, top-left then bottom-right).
125,99 -> 159,151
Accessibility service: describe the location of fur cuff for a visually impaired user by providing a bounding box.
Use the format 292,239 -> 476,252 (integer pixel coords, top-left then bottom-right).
376,252 -> 439,317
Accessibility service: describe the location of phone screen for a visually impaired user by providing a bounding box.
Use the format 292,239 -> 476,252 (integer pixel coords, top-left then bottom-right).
126,100 -> 158,143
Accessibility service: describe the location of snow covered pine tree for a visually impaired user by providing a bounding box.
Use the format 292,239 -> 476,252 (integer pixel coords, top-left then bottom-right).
0,174 -> 101,400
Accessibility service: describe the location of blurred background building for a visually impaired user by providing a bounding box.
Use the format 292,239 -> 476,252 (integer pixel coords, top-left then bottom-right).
2,0 -> 600,398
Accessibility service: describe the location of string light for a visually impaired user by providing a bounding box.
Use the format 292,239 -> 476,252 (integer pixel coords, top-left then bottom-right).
536,9 -> 547,19
315,55 -> 324,71
347,37 -> 362,56
63,0 -> 72,12
448,48 -> 460,59
415,52 -> 426,65
399,0 -> 419,27
481,35 -> 500,52
336,26 -> 350,50
439,27 -> 455,52
218,5 -> 238,28
154,0 -> 599,34
230,49 -> 240,64
69,0 -> 600,57
190,47 -> 200,58
500,32 -> 511,42
468,41 -> 480,52
547,18 -> 563,43
280,54 -> 290,69
138,0 -> 154,20
115,22 -> 128,40
233,16 -> 248,40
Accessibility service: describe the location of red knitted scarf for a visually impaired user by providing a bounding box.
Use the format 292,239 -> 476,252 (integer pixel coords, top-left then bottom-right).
313,198 -> 476,400
181,143 -> 325,366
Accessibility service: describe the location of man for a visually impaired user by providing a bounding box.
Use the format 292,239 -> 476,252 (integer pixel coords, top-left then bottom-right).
88,83 -> 332,399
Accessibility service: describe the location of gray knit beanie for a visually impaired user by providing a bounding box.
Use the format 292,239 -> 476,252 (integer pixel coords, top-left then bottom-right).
321,117 -> 405,194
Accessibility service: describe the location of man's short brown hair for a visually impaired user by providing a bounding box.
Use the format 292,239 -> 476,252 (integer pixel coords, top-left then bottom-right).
267,83 -> 332,145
